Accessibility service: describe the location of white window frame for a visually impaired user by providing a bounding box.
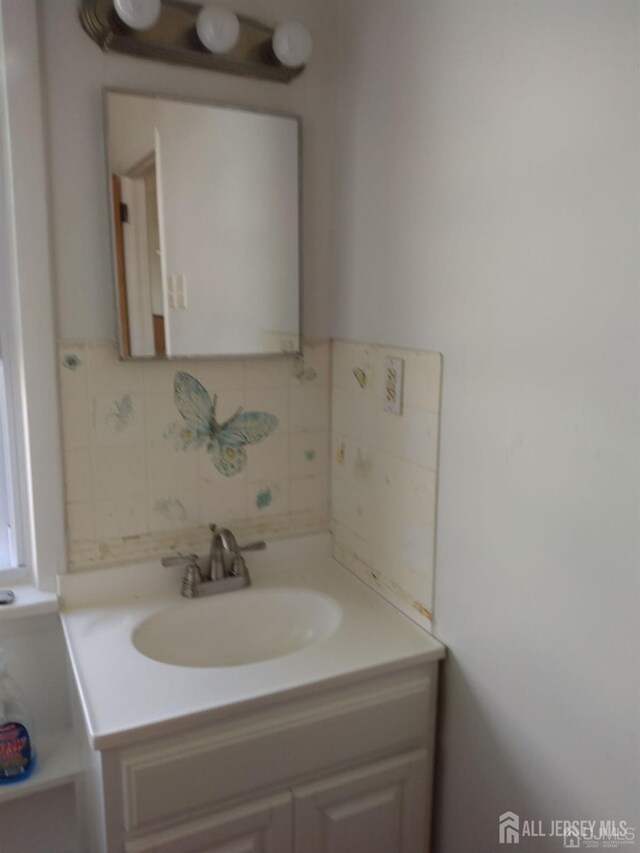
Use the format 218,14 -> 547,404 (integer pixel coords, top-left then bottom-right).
0,291 -> 28,582
0,28 -> 30,583
0,369 -> 14,571
0,0 -> 66,591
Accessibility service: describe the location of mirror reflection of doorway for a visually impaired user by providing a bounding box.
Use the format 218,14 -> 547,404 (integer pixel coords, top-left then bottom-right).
106,92 -> 301,359
112,152 -> 165,357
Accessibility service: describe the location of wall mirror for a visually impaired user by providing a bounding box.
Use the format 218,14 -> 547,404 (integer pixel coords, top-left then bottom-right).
105,90 -> 301,359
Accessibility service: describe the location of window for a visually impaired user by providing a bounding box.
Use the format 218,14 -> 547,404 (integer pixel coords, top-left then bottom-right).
0,330 -> 21,574
0,110 -> 23,577
0,1 -> 66,591
0,391 -> 10,567
0,361 -> 18,570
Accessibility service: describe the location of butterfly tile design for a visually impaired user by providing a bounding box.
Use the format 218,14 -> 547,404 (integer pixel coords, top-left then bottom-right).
58,343 -> 89,398
62,353 -> 82,371
293,354 -> 318,384
154,497 -> 187,522
165,372 -> 278,477
107,394 -> 134,432
256,487 -> 273,509
353,367 -> 367,389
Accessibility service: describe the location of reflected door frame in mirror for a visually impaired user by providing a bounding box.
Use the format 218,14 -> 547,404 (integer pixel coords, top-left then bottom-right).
104,88 -> 303,360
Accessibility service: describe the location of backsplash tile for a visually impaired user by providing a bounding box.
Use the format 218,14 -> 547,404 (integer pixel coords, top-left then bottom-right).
91,393 -> 142,446
247,480 -> 290,519
291,475 -> 329,517
246,432 -> 289,483
59,336 -> 441,617
290,385 -> 331,430
58,340 -> 330,570
58,342 -> 89,397
290,429 -> 329,478
60,395 -> 91,450
331,340 -> 442,630
149,493 -> 198,533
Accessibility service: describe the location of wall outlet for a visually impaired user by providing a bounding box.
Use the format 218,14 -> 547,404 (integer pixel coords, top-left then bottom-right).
383,357 -> 404,415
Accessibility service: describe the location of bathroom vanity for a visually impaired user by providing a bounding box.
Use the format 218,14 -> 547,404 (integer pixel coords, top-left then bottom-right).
60,533 -> 445,852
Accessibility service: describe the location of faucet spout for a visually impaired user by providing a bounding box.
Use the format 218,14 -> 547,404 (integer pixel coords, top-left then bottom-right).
208,524 -> 265,584
209,525 -> 238,580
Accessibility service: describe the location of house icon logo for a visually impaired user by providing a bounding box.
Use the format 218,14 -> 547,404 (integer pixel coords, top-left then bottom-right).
564,826 -> 581,848
499,812 -> 520,844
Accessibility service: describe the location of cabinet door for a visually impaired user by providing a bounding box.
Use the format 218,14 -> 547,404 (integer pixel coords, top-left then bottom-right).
125,793 -> 292,853
293,750 -> 430,853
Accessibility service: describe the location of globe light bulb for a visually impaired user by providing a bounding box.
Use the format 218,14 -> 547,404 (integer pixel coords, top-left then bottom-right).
272,22 -> 313,69
196,4 -> 240,54
113,0 -> 161,31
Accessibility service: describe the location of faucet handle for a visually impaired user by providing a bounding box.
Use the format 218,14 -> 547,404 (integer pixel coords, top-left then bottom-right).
239,540 -> 266,552
181,562 -> 203,598
162,554 -> 203,598
162,553 -> 201,569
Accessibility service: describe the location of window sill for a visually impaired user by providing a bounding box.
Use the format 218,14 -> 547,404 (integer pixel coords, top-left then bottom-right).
0,583 -> 58,621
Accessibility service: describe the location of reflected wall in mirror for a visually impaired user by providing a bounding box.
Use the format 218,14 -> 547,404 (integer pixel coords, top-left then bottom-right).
105,91 -> 301,359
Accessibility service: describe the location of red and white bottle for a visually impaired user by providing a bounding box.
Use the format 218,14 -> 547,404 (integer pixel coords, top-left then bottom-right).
0,649 -> 36,785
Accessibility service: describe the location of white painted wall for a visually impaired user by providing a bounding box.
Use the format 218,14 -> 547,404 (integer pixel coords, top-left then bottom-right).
333,2 -> 639,849
107,93 -> 157,174
40,0 -> 337,344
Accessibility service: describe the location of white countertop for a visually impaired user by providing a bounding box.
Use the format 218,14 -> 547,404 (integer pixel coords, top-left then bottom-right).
60,533 -> 445,750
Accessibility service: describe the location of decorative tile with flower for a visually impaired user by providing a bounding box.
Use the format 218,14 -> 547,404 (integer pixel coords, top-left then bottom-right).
164,372 -> 278,476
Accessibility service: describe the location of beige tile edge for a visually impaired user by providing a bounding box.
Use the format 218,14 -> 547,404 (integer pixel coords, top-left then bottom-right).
68,514 -> 328,573
331,531 -> 432,632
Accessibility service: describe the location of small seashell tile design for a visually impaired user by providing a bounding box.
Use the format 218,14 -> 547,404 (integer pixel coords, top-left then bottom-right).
58,340 -> 331,571
331,340 -> 442,631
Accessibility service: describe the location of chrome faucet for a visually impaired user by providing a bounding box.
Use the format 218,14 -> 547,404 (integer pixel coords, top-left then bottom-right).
208,524 -> 265,583
162,525 -> 265,599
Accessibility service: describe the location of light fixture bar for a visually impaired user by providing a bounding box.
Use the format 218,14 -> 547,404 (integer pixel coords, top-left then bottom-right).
79,0 -> 307,83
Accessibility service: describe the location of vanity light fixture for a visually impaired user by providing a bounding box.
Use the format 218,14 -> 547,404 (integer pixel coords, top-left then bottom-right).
113,0 -> 161,31
272,22 -> 313,69
196,4 -> 240,55
79,0 -> 310,83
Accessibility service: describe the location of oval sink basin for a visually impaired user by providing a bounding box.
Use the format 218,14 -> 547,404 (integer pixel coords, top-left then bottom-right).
132,588 -> 342,668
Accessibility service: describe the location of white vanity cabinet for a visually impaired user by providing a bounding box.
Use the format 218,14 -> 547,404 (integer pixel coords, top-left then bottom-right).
124,749 -> 429,853
292,750 -> 430,853
82,664 -> 440,853
124,793 -> 294,852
